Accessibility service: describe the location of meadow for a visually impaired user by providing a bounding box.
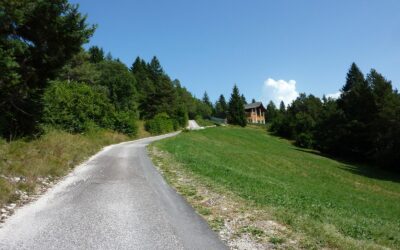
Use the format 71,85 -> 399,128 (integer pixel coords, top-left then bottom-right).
153,126 -> 400,249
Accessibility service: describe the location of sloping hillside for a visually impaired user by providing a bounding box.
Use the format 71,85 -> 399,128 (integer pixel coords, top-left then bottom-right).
152,126 -> 400,249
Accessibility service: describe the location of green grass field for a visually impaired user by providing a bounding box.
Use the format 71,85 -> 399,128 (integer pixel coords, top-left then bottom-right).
153,126 -> 400,249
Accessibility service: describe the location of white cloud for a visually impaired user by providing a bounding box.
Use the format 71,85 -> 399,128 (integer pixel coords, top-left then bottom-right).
326,91 -> 341,99
263,78 -> 299,106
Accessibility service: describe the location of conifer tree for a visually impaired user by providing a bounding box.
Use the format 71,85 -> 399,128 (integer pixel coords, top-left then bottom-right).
88,46 -> 104,63
342,63 -> 365,92
337,63 -> 375,156
367,69 -> 400,167
202,92 -> 213,108
241,94 -> 248,105
215,94 -> 228,118
279,101 -> 286,112
228,85 -> 247,127
266,101 -> 278,122
0,0 -> 95,138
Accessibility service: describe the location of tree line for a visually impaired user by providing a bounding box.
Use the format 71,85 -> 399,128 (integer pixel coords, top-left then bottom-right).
0,0 -> 210,139
267,63 -> 400,171
201,85 -> 248,127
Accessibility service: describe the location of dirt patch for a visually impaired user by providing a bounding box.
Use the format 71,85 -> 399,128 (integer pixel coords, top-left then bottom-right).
149,146 -> 301,249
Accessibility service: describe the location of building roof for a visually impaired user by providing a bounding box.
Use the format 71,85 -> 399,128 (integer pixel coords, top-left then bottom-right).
244,102 -> 265,110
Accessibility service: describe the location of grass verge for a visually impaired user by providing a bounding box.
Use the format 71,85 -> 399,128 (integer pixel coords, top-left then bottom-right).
151,126 -> 400,249
0,129 -> 129,209
195,117 -> 216,127
149,145 -> 299,249
0,120 -> 151,211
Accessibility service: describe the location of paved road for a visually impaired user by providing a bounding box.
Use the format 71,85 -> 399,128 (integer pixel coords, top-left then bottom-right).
0,132 -> 226,250
187,120 -> 203,130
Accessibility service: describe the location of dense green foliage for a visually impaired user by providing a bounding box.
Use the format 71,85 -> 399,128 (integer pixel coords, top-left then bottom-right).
202,92 -> 214,117
214,94 -> 228,118
269,63 -> 400,171
154,127 -> 400,249
0,0 -> 95,139
51,54 -> 139,135
194,116 -> 216,127
228,85 -> 247,127
130,56 -> 207,131
97,60 -> 137,112
144,113 -> 176,135
88,46 -> 105,63
42,81 -> 114,133
0,0 -> 206,139
265,101 -> 278,123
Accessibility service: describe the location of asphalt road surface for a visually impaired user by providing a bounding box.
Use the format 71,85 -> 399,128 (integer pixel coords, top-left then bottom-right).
187,120 -> 203,130
0,132 -> 226,250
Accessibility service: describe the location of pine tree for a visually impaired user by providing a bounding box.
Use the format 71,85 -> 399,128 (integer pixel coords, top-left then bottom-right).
149,56 -> 164,79
0,0 -> 95,138
228,85 -> 247,127
202,92 -> 214,115
367,69 -> 400,167
202,92 -> 213,108
215,94 -> 228,118
342,63 -> 365,92
279,101 -> 286,112
88,46 -> 104,63
266,101 -> 277,122
241,94 -> 248,105
337,63 -> 375,157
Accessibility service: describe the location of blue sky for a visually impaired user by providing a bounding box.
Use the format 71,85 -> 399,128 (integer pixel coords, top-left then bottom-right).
71,0 -> 400,104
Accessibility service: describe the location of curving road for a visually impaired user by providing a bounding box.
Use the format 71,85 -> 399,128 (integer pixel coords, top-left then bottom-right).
187,120 -> 203,130
0,132 -> 226,250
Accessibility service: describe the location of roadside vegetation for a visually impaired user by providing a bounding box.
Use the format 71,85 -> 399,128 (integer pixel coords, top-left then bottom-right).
0,0 -> 212,213
1,0 -> 215,141
0,128 -> 129,209
152,127 -> 400,249
194,116 -> 215,127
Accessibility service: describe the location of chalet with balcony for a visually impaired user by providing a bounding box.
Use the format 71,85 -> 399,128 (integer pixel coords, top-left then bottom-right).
244,102 -> 266,124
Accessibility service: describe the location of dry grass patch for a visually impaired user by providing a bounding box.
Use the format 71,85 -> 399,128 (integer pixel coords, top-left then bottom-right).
0,128 -> 131,221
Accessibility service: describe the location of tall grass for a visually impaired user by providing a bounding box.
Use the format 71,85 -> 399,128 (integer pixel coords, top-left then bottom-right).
154,127 -> 400,249
0,129 -> 129,207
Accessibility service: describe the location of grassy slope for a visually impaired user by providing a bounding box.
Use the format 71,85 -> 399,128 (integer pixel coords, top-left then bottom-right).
153,126 -> 400,249
0,121 -> 152,208
0,129 -> 129,207
195,117 -> 215,127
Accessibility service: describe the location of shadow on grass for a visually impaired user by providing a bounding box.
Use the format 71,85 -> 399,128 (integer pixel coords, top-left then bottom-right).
292,147 -> 400,183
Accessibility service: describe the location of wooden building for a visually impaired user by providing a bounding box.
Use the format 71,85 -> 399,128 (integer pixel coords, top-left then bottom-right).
244,102 -> 266,124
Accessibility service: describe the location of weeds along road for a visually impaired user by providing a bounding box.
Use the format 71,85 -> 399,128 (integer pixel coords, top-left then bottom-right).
0,132 -> 226,250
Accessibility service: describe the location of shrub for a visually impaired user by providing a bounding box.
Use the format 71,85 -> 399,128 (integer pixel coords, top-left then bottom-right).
42,81 -> 114,133
174,106 -> 189,128
295,132 -> 314,148
112,111 -> 138,136
195,115 -> 215,127
145,113 -> 175,135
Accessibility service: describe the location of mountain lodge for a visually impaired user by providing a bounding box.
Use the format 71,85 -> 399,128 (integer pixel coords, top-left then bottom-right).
244,102 -> 266,124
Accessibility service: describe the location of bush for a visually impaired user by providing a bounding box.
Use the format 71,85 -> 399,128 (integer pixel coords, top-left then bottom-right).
112,111 -> 138,136
174,106 -> 189,128
42,81 -> 114,133
295,133 -> 314,148
145,113 -> 175,135
195,115 -> 215,127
